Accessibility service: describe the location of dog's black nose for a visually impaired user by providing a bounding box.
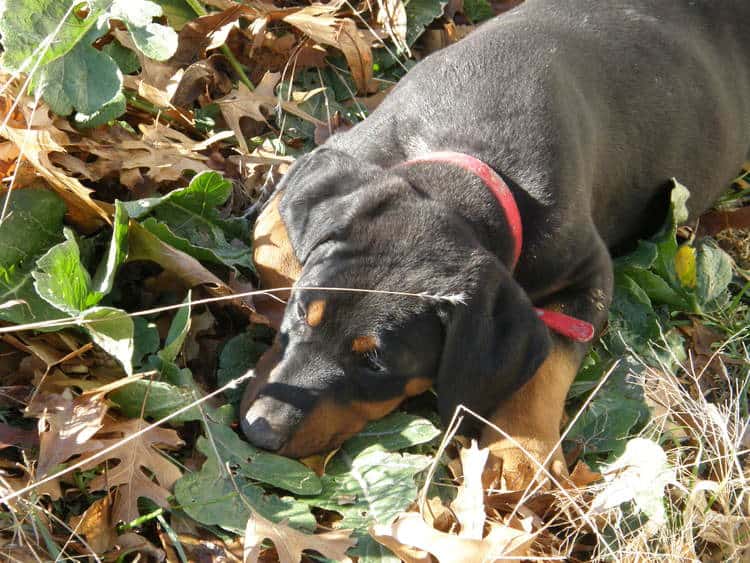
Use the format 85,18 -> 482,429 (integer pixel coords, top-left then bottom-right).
242,416 -> 285,451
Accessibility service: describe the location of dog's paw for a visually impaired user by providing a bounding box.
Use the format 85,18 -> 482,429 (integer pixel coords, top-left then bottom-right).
482,437 -> 568,492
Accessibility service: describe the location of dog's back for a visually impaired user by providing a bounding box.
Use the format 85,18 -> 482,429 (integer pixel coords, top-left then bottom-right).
329,0 -> 750,247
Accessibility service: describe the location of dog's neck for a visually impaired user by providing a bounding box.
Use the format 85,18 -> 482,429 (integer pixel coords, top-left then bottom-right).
395,153 -> 595,343
393,158 -> 520,270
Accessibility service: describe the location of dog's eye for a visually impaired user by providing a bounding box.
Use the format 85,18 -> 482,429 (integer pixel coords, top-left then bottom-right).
295,300 -> 306,321
361,350 -> 386,374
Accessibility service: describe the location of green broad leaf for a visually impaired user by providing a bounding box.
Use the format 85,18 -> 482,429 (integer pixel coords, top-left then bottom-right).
304,446 -> 432,557
0,264 -> 63,325
36,25 -> 123,116
0,188 -> 66,325
174,455 -> 316,534
650,180 -> 691,285
621,268 -> 687,309
696,241 -> 733,308
110,0 -> 178,61
101,40 -> 141,74
140,218 -> 252,271
462,0 -> 494,23
132,317 -> 160,367
92,201 -> 129,296
355,536 -> 401,563
608,273 -> 661,354
614,240 -> 658,271
110,373 -> 202,421
73,91 -> 127,129
405,0 -> 448,45
80,306 -> 134,375
153,0 -> 194,31
33,229 -> 101,315
123,171 -> 253,270
173,422 -> 318,533
0,189 -> 66,267
159,292 -> 192,364
217,330 -> 269,404
565,359 -> 649,461
343,412 -> 441,457
202,422 -> 322,496
32,220 -> 134,373
0,0 -> 109,71
112,356 -> 234,423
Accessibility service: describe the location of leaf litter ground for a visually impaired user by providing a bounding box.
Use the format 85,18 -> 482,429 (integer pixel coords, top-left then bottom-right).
0,0 -> 748,561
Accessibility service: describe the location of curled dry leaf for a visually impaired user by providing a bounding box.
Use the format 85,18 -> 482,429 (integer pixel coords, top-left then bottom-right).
115,531 -> 167,562
243,511 -> 355,563
283,3 -> 375,93
370,512 -> 535,563
567,460 -> 602,488
70,495 -> 118,554
450,440 -> 489,539
0,423 -> 37,451
0,97 -> 108,231
113,29 -> 181,99
215,73 -> 325,153
55,122 -> 212,189
78,417 -> 185,524
27,389 -> 108,478
376,0 -> 408,54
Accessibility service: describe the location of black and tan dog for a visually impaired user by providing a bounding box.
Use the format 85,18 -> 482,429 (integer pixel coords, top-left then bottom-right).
240,0 -> 750,487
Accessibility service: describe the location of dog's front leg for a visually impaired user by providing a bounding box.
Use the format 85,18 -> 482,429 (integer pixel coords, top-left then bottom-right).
481,242 -> 613,491
480,337 -> 584,490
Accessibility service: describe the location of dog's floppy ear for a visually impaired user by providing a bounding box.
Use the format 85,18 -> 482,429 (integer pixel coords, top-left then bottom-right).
278,147 -> 384,263
436,254 -> 551,425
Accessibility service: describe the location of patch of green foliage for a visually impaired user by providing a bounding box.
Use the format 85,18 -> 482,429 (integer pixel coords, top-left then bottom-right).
0,0 -> 177,126
566,180 -> 736,467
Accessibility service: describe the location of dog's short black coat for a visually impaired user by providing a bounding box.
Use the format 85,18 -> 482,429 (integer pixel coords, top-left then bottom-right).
240,0 -> 750,471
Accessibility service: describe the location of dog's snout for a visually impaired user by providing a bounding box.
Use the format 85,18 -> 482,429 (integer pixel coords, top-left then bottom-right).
241,394 -> 301,452
241,414 -> 285,451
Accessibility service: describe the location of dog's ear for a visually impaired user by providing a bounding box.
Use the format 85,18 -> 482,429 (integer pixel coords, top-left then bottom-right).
436,255 -> 551,425
278,148 -> 384,263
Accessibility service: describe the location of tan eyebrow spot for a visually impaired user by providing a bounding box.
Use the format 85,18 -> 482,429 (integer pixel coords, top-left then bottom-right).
351,335 -> 379,354
306,299 -> 326,327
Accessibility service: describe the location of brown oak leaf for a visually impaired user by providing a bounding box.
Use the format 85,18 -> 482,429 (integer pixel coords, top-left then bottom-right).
283,3 -> 375,93
215,73 -> 325,153
78,418 -> 185,524
27,390 -> 107,477
243,511 -> 355,563
0,95 -> 108,231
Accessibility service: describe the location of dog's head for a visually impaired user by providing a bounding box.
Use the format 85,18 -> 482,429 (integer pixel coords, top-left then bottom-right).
241,148 -> 551,457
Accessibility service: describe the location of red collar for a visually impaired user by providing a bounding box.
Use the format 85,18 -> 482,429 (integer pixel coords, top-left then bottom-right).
400,152 -> 595,343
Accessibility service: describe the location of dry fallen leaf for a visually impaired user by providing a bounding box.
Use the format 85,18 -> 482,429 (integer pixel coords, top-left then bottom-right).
376,0 -> 408,55
567,460 -> 602,488
27,389 -> 107,477
70,495 -> 118,554
370,512 -> 535,563
0,96 -> 109,231
371,440 -> 536,562
115,531 -> 167,561
243,511 -> 355,563
113,29 -> 182,99
450,440 -> 489,539
283,3 -> 375,93
55,121 -> 214,189
78,418 -> 185,524
215,73 -> 325,153
0,422 -> 38,451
